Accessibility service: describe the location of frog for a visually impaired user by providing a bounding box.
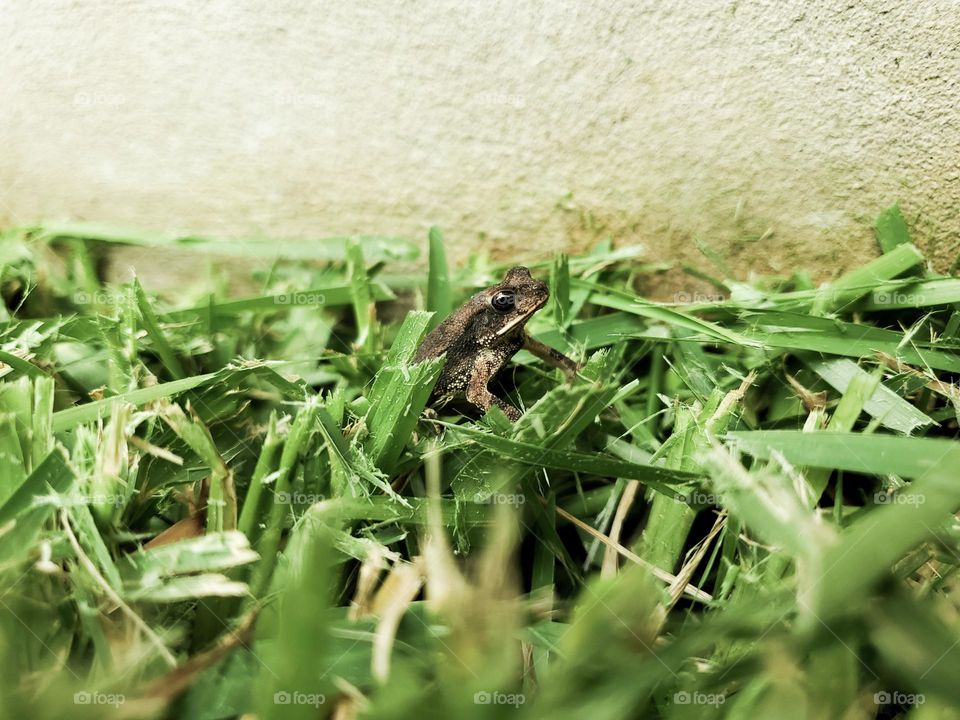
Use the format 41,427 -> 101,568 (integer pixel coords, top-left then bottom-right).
413,266 -> 580,421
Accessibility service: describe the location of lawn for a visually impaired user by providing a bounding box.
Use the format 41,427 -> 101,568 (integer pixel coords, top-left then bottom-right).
0,208 -> 958,719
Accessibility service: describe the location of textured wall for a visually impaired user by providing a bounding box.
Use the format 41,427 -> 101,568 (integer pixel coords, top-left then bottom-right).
1,0 -> 958,287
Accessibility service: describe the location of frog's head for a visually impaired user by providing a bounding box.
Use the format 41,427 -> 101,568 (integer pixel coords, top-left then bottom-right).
472,266 -> 549,345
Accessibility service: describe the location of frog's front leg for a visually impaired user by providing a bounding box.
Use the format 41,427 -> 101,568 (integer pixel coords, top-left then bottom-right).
465,356 -> 522,422
523,334 -> 581,380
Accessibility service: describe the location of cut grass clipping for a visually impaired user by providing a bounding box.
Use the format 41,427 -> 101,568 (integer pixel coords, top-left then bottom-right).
1,208 -> 960,718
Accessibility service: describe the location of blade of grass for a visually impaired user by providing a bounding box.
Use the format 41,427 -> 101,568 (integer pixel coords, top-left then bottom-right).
728,431 -> 960,479
874,203 -> 911,254
52,373 -> 216,431
442,423 -> 696,493
0,449 -> 76,565
804,356 -> 934,434
426,227 -> 451,329
133,277 -> 186,380
811,242 -> 924,314
578,281 -> 761,347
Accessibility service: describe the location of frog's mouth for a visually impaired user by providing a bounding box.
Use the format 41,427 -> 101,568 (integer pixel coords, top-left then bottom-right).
494,295 -> 548,337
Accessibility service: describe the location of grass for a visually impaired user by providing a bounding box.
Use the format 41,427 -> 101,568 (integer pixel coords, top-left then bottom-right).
0,207 -> 959,719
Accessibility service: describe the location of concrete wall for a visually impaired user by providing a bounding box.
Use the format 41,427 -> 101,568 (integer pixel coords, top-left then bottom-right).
2,0 -> 958,288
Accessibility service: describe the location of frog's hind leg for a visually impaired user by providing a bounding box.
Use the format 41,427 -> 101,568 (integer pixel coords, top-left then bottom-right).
465,358 -> 522,422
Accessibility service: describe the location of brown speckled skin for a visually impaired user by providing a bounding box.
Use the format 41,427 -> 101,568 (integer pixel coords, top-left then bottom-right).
413,266 -> 579,421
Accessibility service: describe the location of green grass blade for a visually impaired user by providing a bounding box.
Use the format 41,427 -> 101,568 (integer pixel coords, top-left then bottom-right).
0,449 -> 76,565
0,350 -> 47,379
806,462 -> 960,619
874,203 -> 911,254
121,531 -> 258,578
364,358 -> 444,472
804,356 -> 933,434
133,277 -> 186,379
52,372 -> 216,431
426,226 -> 451,328
443,423 -> 696,493
812,242 -> 924,314
579,281 -> 761,347
164,284 -> 394,321
728,431 -> 960,479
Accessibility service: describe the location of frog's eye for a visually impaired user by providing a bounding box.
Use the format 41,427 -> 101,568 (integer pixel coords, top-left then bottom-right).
491,290 -> 515,313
